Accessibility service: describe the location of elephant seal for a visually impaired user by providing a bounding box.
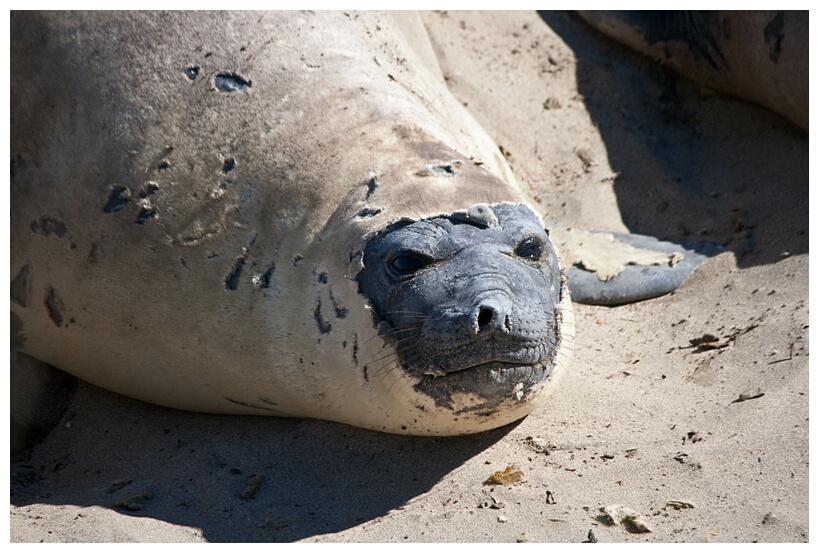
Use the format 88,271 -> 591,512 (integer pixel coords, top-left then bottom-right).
12,11 -> 707,447
11,11 -> 574,441
577,11 -> 808,130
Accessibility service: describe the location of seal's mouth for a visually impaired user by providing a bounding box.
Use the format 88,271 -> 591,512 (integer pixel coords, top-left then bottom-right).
412,358 -> 554,414
395,328 -> 561,413
416,339 -> 551,376
457,360 -> 526,373
424,359 -> 536,377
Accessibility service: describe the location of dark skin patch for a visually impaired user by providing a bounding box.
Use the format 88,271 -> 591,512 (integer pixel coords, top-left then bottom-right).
11,311 -> 26,349
44,288 -> 64,327
329,289 -> 348,319
314,299 -> 332,334
30,216 -> 67,238
103,185 -> 132,213
224,255 -> 247,291
224,398 -> 282,413
763,12 -> 785,63
357,207 -> 383,218
11,154 -> 25,178
215,73 -> 252,92
138,182 -> 159,198
364,175 -> 378,200
255,263 -> 275,289
11,265 -> 30,307
135,206 -> 158,225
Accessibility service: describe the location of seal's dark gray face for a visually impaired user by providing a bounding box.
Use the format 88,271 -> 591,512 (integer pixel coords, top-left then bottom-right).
358,203 -> 565,414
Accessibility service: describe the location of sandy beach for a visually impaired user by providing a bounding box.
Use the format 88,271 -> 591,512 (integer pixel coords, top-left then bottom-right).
10,11 -> 808,542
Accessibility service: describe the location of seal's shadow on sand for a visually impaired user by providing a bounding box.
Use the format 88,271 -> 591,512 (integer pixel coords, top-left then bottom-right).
539,12 -> 808,268
11,382 -> 512,542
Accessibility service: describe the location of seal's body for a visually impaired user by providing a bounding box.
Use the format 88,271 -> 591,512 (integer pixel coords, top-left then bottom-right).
11,12 -> 572,437
577,11 -> 808,130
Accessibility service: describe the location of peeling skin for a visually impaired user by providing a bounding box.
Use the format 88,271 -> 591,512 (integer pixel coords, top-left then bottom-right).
415,159 -> 463,177
358,203 -> 564,410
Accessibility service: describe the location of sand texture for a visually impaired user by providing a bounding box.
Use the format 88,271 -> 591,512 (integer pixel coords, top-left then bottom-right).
10,11 -> 808,543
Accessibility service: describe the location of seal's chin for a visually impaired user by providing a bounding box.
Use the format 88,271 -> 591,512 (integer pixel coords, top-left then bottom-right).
412,359 -> 553,414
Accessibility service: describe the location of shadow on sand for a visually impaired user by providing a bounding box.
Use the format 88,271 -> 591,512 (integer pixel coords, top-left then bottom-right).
12,382 -> 515,542
538,11 -> 807,268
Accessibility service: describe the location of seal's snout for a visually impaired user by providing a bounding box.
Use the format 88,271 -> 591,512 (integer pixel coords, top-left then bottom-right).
470,298 -> 513,335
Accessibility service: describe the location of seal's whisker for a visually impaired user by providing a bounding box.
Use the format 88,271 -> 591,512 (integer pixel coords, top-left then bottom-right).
382,326 -> 424,338
359,321 -> 428,347
379,311 -> 429,318
363,348 -> 410,371
367,355 -> 403,380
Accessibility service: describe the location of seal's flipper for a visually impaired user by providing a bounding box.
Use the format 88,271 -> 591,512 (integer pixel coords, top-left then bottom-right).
11,351 -> 77,454
550,227 -> 719,306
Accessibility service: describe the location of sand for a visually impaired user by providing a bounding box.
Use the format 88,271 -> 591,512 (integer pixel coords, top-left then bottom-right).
9,11 -> 809,543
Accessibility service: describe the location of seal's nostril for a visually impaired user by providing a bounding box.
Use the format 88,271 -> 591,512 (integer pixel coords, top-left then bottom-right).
478,307 -> 494,329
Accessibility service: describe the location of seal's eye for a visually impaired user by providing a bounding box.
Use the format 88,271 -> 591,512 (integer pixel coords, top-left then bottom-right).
515,236 -> 544,262
388,251 -> 432,277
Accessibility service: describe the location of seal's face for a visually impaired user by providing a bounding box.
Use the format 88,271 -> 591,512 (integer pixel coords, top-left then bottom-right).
358,203 -> 565,415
